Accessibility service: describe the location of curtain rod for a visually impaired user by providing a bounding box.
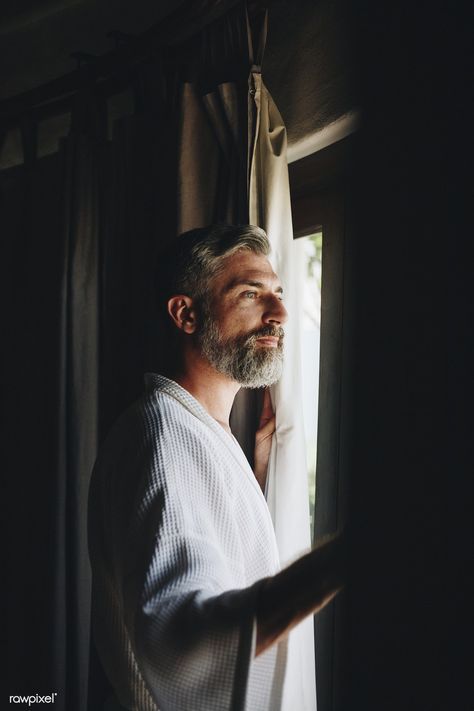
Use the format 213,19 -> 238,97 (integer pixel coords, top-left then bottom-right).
0,0 -> 270,129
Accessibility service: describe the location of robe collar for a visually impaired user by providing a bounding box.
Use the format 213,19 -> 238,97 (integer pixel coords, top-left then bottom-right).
144,373 -> 264,500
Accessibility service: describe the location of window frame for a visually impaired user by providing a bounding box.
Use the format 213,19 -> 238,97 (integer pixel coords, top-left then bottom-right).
289,134 -> 354,711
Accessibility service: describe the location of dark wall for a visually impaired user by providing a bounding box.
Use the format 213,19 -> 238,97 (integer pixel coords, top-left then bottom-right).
264,0 -> 356,144
345,2 -> 472,710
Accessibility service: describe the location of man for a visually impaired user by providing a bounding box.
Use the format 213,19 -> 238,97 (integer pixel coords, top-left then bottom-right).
88,224 -> 344,711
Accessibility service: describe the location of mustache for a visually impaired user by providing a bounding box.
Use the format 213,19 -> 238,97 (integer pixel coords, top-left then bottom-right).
244,325 -> 285,343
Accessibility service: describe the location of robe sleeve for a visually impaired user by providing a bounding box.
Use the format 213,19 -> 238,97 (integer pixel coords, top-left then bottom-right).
133,537 -> 264,711
120,417 -> 267,711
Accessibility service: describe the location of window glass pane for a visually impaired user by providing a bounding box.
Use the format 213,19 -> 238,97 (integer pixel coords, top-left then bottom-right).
294,232 -> 322,537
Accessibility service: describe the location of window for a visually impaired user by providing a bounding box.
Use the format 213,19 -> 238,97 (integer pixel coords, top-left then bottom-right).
289,133 -> 354,711
294,231 -> 323,537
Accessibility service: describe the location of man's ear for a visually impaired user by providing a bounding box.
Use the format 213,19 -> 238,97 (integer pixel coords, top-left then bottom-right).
167,295 -> 198,334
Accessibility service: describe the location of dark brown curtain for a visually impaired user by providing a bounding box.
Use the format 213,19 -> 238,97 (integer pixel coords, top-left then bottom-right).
99,105 -> 178,435
2,3 -> 259,710
4,153 -> 65,706
176,9 -> 250,231
55,92 -> 104,710
4,92 -> 104,711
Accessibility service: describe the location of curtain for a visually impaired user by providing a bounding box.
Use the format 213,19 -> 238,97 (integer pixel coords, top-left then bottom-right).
3,92 -> 104,711
99,103 -> 178,435
55,92 -> 104,711
4,152 -> 67,707
176,9 -> 249,232
249,68 -> 317,709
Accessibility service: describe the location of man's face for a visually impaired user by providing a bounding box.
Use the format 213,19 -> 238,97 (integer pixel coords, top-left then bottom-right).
197,250 -> 288,388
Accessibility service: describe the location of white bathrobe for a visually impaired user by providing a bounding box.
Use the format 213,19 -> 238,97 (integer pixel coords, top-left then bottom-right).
89,374 -> 288,711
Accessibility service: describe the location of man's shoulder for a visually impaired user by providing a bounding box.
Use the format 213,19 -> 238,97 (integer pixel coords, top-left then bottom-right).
92,388 -> 191,481
104,378 -> 210,452
139,386 -> 197,436
109,386 -> 191,439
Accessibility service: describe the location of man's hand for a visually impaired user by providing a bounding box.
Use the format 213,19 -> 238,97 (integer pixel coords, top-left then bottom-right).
255,531 -> 347,656
254,388 -> 276,491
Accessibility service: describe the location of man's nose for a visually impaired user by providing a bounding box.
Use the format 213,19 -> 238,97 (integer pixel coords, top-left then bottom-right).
262,295 -> 288,325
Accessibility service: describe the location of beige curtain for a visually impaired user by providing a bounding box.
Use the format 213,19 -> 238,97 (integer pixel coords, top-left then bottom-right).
249,68 -> 317,710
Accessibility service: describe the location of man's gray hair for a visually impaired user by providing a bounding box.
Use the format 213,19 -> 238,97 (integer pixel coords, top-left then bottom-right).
155,224 -> 270,312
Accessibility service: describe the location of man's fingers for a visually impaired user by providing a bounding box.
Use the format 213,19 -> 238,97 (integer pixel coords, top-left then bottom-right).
259,388 -> 274,426
256,414 -> 276,444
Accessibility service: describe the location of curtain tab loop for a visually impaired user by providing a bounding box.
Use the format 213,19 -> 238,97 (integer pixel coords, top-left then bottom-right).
248,68 -> 261,96
246,6 -> 268,67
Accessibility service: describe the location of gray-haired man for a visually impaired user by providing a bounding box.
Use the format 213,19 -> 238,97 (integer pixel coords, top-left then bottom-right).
88,224 -> 344,711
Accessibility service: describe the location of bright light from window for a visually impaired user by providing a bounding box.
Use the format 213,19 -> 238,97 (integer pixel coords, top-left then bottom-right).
294,232 -> 322,537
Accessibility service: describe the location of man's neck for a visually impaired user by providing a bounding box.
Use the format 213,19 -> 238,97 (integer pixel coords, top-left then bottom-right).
169,353 -> 240,434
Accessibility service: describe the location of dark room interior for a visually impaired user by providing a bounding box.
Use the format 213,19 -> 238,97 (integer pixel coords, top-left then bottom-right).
2,1 -> 471,710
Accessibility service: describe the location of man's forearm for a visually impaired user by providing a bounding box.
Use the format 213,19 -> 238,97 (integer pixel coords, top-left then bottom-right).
255,533 -> 346,656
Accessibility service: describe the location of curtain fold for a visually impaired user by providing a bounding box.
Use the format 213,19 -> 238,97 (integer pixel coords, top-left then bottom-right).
99,109 -> 178,434
176,2 -> 250,232
3,92 -> 104,711
249,68 -> 317,710
176,79 -> 248,226
54,91 -> 103,711
4,153 -> 65,706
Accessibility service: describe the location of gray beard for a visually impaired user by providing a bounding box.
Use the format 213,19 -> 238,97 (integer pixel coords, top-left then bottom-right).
198,310 -> 284,388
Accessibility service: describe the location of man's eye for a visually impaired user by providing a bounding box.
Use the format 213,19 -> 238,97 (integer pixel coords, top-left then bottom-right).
244,291 -> 257,299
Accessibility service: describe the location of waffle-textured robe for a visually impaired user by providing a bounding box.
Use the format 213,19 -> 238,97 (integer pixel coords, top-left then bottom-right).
88,374 -> 288,711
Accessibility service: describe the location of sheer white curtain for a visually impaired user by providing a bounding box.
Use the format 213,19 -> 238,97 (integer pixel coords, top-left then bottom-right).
249,69 -> 317,710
